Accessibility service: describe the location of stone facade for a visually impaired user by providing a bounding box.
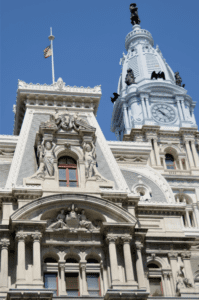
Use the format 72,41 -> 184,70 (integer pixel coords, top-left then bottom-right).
0,6 -> 199,300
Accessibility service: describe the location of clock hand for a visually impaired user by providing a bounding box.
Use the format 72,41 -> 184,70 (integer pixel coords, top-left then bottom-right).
158,109 -> 166,116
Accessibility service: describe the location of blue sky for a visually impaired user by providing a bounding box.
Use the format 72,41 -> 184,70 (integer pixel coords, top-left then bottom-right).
0,0 -> 199,140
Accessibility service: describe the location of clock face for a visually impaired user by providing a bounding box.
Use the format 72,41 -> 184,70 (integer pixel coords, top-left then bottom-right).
152,104 -> 176,123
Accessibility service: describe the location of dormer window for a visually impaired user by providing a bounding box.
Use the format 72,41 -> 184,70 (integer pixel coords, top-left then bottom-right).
58,156 -> 78,187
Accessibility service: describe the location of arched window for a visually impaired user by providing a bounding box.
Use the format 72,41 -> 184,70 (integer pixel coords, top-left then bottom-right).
86,256 -> 101,296
58,156 -> 78,187
165,154 -> 175,169
43,255 -> 59,296
147,262 -> 164,296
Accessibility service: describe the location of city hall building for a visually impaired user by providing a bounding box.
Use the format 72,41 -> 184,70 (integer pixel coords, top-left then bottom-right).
0,3 -> 199,300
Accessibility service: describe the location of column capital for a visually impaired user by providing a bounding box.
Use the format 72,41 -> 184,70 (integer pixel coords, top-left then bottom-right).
106,234 -> 118,244
135,240 -> 143,250
121,234 -> 132,244
181,251 -> 191,259
58,261 -> 65,269
168,252 -> 178,260
32,232 -> 42,241
80,261 -> 87,271
16,232 -> 28,241
1,238 -> 10,249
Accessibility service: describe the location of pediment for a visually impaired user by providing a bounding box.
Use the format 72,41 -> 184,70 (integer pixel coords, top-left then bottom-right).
11,194 -> 137,228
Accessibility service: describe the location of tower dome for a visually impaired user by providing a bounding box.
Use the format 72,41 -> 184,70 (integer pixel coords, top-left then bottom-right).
111,4 -> 196,140
118,24 -> 175,94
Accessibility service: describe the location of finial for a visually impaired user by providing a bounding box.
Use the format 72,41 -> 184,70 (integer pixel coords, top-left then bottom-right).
129,3 -> 141,26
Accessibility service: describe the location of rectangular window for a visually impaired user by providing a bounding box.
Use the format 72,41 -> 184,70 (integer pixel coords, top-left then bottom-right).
149,278 -> 163,296
87,273 -> 101,296
59,167 -> 78,187
44,273 -> 58,296
65,273 -> 79,296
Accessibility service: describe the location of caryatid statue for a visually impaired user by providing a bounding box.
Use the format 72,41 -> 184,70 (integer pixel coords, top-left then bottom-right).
129,3 -> 141,26
35,139 -> 56,178
82,141 -> 102,179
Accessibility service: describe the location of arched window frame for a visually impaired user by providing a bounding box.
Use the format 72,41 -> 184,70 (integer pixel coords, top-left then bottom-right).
43,254 -> 59,296
165,153 -> 175,170
147,262 -> 164,297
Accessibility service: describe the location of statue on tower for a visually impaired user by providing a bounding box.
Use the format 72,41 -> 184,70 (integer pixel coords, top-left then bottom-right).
175,71 -> 185,88
125,68 -> 136,85
129,3 -> 141,26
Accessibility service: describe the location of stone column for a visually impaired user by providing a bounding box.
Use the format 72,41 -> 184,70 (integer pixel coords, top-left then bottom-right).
32,233 -> 42,283
80,262 -> 89,295
140,98 -> 147,119
181,252 -> 195,286
145,97 -> 152,119
181,100 -> 186,120
190,140 -> 199,168
123,104 -> 130,130
59,261 -> 67,295
16,232 -> 27,283
135,241 -> 146,289
179,158 -> 183,170
168,252 -> 178,289
193,204 -> 199,228
184,140 -> 195,169
106,234 -> 120,286
121,234 -> 137,287
0,239 -> 10,288
176,99 -> 184,121
147,138 -> 156,166
153,138 -> 161,166
169,272 -> 176,296
185,210 -> 191,227
162,272 -> 169,296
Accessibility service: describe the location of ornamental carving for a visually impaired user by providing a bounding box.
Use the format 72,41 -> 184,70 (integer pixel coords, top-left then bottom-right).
121,234 -> 132,243
16,232 -> 28,241
47,204 -> 102,232
32,232 -> 42,241
106,234 -> 118,244
181,251 -> 191,259
176,265 -> 192,292
1,239 -> 10,249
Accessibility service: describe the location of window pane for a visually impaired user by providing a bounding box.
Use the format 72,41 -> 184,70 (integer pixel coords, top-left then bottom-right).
87,273 -> 99,290
59,169 -> 66,180
59,181 -> 66,187
44,273 -> 57,296
69,169 -> 77,180
149,278 -> 163,296
69,181 -> 77,187
66,273 -> 79,290
88,291 -> 99,296
67,290 -> 79,297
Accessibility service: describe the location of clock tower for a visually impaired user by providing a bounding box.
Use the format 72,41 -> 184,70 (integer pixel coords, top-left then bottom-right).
111,6 -> 197,141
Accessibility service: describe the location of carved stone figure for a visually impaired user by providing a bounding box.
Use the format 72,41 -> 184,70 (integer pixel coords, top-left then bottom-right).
129,3 -> 141,25
46,204 -> 100,231
66,204 -> 79,228
151,71 -> 165,80
48,209 -> 68,230
176,266 -> 193,292
34,139 -> 56,178
125,68 -> 136,85
175,71 -> 185,88
79,210 -> 92,229
82,141 -> 102,180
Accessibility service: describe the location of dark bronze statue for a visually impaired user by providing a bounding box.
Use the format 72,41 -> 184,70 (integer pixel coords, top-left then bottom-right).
175,72 -> 185,88
111,93 -> 119,103
125,68 -> 136,85
151,71 -> 165,80
129,3 -> 140,25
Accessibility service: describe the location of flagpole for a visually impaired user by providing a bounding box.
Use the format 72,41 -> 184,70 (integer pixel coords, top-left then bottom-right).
48,27 -> 55,84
